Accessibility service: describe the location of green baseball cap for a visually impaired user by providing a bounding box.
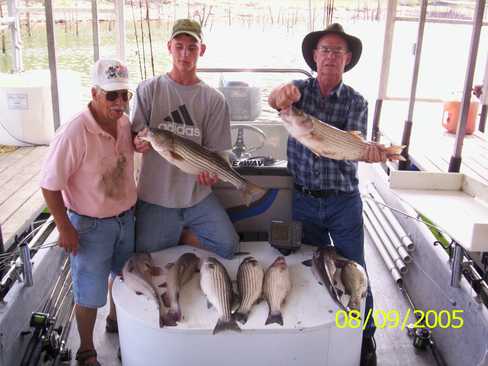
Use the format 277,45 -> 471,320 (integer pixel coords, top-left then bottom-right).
171,18 -> 202,42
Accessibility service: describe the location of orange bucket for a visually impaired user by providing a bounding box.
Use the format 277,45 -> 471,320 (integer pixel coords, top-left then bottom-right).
442,100 -> 479,134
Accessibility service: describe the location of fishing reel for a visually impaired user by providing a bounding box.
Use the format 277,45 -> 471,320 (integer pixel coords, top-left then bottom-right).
407,324 -> 432,350
269,220 -> 302,256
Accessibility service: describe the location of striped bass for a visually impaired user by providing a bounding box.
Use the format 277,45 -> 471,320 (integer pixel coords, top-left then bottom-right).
341,261 -> 368,311
263,256 -> 291,326
235,256 -> 264,324
141,128 -> 265,206
200,257 -> 241,334
310,247 -> 349,312
160,253 -> 200,326
122,253 -> 166,328
279,107 -> 405,161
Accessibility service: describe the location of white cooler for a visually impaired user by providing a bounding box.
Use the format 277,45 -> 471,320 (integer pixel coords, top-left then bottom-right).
112,242 -> 363,366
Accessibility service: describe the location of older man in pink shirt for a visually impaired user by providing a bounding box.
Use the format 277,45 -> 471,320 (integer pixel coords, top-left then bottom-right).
40,59 -> 136,366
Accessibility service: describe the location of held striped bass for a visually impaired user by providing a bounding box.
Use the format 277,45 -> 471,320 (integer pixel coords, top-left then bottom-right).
279,107 -> 405,161
263,256 -> 291,326
122,253 -> 166,328
141,128 -> 265,206
200,257 -> 241,334
235,256 -> 264,324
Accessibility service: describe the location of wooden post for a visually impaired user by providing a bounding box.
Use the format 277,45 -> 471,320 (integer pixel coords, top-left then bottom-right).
0,2 -> 5,54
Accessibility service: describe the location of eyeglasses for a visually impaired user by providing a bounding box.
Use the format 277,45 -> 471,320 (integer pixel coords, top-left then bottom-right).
100,89 -> 133,102
315,46 -> 349,56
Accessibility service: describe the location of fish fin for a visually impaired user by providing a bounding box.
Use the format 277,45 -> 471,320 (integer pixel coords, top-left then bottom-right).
347,298 -> 361,313
160,312 -> 178,327
213,318 -> 241,334
385,145 -> 407,161
234,312 -> 249,325
231,293 -> 241,313
241,183 -> 266,206
349,131 -> 365,142
302,259 -> 312,267
127,262 -> 135,273
163,307 -> 182,325
162,292 -> 171,308
265,311 -> 284,326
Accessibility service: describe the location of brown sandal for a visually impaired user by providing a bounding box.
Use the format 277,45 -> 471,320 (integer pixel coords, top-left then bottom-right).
76,349 -> 101,366
105,316 -> 118,333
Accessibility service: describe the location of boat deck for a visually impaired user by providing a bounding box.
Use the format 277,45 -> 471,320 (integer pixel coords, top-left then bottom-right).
0,145 -> 48,251
65,229 -> 436,366
65,165 -> 436,366
379,100 -> 488,182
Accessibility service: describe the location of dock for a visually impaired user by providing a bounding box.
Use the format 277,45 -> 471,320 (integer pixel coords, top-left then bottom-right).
0,146 -> 48,251
379,100 -> 488,183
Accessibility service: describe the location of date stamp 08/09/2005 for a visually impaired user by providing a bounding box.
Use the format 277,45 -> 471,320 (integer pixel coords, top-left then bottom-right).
335,308 -> 464,331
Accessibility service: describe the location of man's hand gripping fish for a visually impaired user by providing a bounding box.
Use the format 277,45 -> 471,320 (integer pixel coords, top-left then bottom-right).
279,107 -> 405,161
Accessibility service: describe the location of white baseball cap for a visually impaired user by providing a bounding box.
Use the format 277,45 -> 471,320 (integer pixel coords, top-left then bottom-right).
92,59 -> 129,91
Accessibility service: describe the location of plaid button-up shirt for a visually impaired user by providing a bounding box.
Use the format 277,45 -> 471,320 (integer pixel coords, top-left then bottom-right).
287,78 -> 368,193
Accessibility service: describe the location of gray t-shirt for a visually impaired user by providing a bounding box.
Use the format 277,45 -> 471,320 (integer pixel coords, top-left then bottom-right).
131,74 -> 231,208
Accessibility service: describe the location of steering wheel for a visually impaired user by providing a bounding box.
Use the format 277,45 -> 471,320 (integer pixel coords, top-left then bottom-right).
230,124 -> 267,159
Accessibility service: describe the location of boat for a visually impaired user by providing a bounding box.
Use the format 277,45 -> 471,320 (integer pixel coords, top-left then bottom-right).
1,1 -> 488,365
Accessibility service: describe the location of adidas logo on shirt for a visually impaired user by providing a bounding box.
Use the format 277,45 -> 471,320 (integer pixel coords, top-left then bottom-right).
158,105 -> 201,137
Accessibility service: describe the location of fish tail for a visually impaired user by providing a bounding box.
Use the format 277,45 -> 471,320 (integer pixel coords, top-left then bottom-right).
212,318 -> 241,334
265,311 -> 283,326
159,307 -> 178,327
347,297 -> 362,313
234,311 -> 249,325
241,182 -> 266,206
385,145 -> 406,161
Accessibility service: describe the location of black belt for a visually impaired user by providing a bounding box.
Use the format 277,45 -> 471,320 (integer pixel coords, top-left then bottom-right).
294,183 -> 342,198
68,207 -> 133,220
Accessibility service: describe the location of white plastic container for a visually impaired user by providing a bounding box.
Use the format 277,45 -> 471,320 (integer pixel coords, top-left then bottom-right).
113,242 -> 363,366
219,83 -> 261,121
0,69 -> 82,146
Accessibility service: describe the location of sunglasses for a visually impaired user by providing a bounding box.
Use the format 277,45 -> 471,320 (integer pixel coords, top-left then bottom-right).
100,89 -> 133,102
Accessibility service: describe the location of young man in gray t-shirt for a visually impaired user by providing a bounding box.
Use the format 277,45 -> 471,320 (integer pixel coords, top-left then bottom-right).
131,18 -> 239,259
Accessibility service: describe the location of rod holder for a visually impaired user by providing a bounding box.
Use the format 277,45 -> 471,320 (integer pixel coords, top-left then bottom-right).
19,243 -> 33,287
450,243 -> 463,288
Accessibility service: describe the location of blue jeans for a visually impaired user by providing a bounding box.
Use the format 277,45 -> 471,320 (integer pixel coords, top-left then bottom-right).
135,193 -> 239,259
68,209 -> 135,308
293,189 -> 375,337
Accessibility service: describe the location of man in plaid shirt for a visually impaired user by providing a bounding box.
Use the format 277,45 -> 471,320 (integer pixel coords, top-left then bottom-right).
269,23 -> 388,366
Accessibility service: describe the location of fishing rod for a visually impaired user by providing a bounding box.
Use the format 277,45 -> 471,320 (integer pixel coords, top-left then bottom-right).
145,0 -> 155,77
138,0 -> 148,79
51,305 -> 75,366
19,261 -> 73,366
401,283 -> 447,366
19,262 -> 67,366
130,0 -> 144,80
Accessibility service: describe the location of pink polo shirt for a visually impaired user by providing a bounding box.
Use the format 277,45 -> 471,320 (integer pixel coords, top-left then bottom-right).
41,107 -> 137,218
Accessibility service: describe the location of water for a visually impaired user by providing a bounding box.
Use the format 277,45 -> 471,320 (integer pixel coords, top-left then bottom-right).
1,19 -> 487,121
